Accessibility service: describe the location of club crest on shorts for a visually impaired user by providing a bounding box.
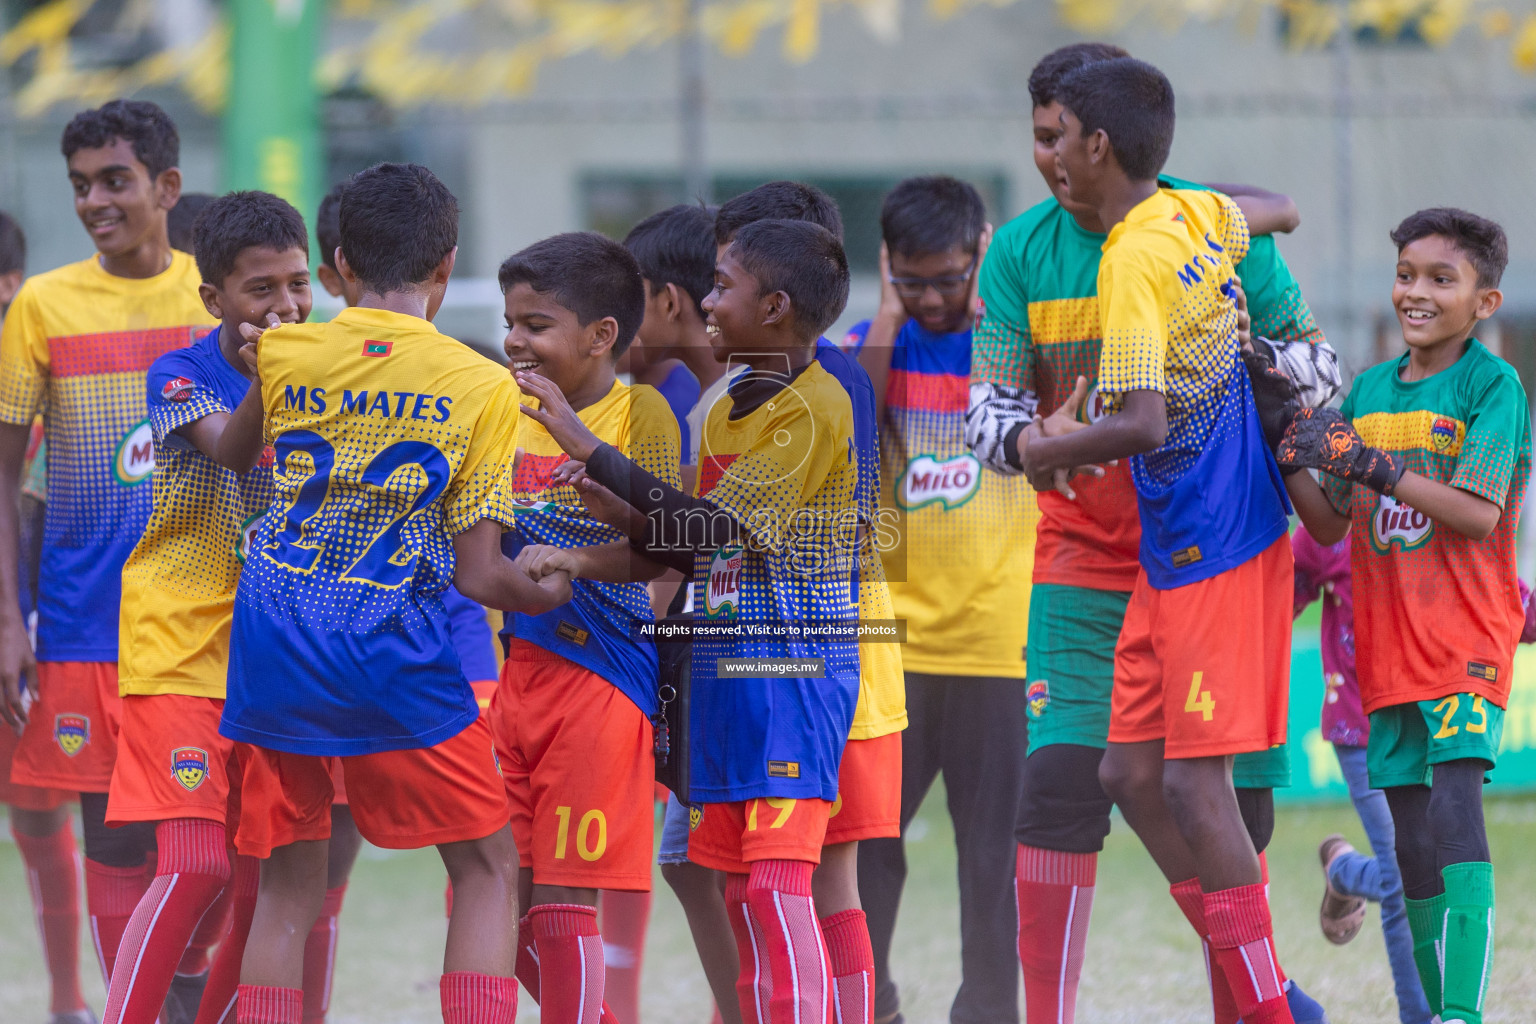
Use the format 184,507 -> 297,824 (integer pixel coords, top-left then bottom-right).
171,747 -> 210,791
1026,680 -> 1050,719
689,806 -> 703,831
54,714 -> 90,756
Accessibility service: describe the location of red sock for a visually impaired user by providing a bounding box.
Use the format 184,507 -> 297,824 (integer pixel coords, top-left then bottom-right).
235,985 -> 301,1024
600,889 -> 651,1024
530,903 -> 605,1024
742,860 -> 829,1024
196,855 -> 259,1024
179,876 -> 233,977
1256,853 -> 1288,985
723,874 -> 762,1024
819,909 -> 873,1024
1170,878 -> 1240,1024
301,884 -> 347,1023
440,971 -> 517,1024
103,819 -> 231,1024
1015,845 -> 1096,1024
86,857 -> 155,989
515,914 -> 541,1003
1204,884 -> 1293,1024
14,817 -> 87,1014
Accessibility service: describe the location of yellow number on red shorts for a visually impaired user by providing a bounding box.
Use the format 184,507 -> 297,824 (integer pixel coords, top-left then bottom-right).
1433,696 -> 1460,739
552,805 -> 608,860
746,797 -> 796,831
1184,671 -> 1215,722
1467,696 -> 1488,734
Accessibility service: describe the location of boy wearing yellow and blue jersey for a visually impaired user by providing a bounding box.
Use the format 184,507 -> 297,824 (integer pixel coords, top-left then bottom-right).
518,219 -> 860,1024
103,190 -> 309,1024
490,232 -> 676,1023
219,163 -> 570,1024
0,100 -> 216,996
1021,59 -> 1299,1024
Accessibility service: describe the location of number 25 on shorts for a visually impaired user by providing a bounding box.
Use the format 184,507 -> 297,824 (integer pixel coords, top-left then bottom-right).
1185,671 -> 1215,722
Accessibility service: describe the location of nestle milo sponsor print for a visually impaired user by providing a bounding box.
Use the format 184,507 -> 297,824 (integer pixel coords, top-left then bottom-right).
1370,494 -> 1433,554
706,544 -> 743,619
114,418 -> 155,486
897,453 -> 981,511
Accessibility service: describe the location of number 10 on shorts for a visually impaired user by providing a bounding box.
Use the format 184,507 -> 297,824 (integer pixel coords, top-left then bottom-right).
553,806 -> 608,861
1185,671 -> 1215,722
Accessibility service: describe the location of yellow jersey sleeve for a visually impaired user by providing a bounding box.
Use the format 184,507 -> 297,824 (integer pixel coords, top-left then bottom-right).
1096,250 -> 1168,406
619,385 -> 683,491
1216,193 -> 1251,269
448,377 -> 523,535
0,283 -> 50,425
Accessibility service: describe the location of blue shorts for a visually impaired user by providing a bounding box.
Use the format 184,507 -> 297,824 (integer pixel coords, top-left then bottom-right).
657,795 -> 694,866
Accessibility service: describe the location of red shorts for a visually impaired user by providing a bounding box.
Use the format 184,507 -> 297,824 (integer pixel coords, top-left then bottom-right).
0,721 -> 71,810
491,641 -> 654,891
107,694 -> 241,827
1109,536 -> 1292,758
327,679 -> 495,810
823,733 -> 902,845
236,716 -> 509,858
11,662 -> 121,792
688,797 -> 833,875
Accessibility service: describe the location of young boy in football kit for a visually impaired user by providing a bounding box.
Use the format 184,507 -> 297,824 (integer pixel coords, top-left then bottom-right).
1019,58 -> 1299,1024
0,100 -> 216,995
217,162 -> 570,1024
103,189 -> 310,1024
517,218 -> 861,1024
1283,208 -> 1527,1024
490,231 -> 678,1023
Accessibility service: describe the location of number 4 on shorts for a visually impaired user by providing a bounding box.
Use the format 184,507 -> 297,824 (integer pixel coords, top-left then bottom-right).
1185,671 -> 1215,722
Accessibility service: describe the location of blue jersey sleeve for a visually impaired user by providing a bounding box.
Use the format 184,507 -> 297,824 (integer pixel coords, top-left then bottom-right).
146,344 -> 234,447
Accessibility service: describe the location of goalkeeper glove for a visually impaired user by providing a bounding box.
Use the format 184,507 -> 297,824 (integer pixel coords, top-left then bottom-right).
1277,407 -> 1406,494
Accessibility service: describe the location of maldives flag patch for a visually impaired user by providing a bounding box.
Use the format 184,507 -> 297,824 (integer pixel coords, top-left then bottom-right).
362,340 -> 393,358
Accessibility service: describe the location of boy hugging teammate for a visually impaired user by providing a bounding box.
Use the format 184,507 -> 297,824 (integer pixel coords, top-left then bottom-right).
491,232 -> 679,1022
970,43 -> 1336,1024
519,218 -> 861,1024
1018,59 -> 1298,1024
218,163 -> 570,1024
1283,209 -> 1527,1024
104,191 -> 310,1024
0,100 -> 217,1001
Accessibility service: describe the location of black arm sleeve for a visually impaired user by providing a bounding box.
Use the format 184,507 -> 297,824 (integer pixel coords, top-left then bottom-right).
585,443 -> 741,574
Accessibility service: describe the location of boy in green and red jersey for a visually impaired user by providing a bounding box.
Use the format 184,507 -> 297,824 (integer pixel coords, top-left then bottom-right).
966,43 -> 1337,1024
1283,208 -> 1527,1024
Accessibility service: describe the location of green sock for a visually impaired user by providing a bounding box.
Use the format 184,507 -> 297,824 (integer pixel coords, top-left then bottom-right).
1405,892 -> 1447,1014
1440,861 -> 1496,1024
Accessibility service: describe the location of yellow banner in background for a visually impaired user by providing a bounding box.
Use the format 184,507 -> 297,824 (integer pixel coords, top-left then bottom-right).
6,0 -> 1536,118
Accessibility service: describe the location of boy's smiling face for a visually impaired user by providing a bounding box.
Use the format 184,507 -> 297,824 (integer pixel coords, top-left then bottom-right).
198,246 -> 312,333
1393,234 -> 1502,354
502,281 -> 617,404
702,245 -> 780,362
67,137 -> 177,261
1033,101 -> 1097,221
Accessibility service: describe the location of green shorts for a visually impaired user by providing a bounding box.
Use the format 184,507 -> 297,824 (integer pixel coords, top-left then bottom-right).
1366,693 -> 1504,789
1024,584 -> 1131,755
1232,745 -> 1291,789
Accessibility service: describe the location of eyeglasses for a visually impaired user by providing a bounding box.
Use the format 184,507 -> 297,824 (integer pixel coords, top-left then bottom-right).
888,259 -> 977,298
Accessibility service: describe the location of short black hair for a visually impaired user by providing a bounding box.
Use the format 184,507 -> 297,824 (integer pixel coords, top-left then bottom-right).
1390,208 -> 1508,289
727,219 -> 850,341
61,100 -> 179,178
192,190 -> 309,289
498,232 -> 647,359
624,204 -> 717,318
715,181 -> 843,246
316,184 -> 344,270
167,192 -> 214,253
1056,57 -> 1175,182
339,163 -> 458,294
0,212 -> 25,276
881,176 -> 986,260
1028,42 -> 1129,108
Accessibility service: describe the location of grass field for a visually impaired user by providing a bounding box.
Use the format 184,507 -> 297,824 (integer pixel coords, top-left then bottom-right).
3,791 -> 1534,1024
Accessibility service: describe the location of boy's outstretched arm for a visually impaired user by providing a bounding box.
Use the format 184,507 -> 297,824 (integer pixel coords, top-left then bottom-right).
1279,407 -> 1502,540
1022,388 -> 1165,496
453,518 -> 572,613
179,383 -> 267,474
1206,182 -> 1300,236
1284,471 -> 1351,546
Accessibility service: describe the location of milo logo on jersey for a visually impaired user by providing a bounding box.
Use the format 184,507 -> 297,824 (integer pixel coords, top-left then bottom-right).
897,454 -> 981,511
114,419 -> 154,486
1370,494 -> 1433,554
705,544 -> 743,619
235,514 -> 262,563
